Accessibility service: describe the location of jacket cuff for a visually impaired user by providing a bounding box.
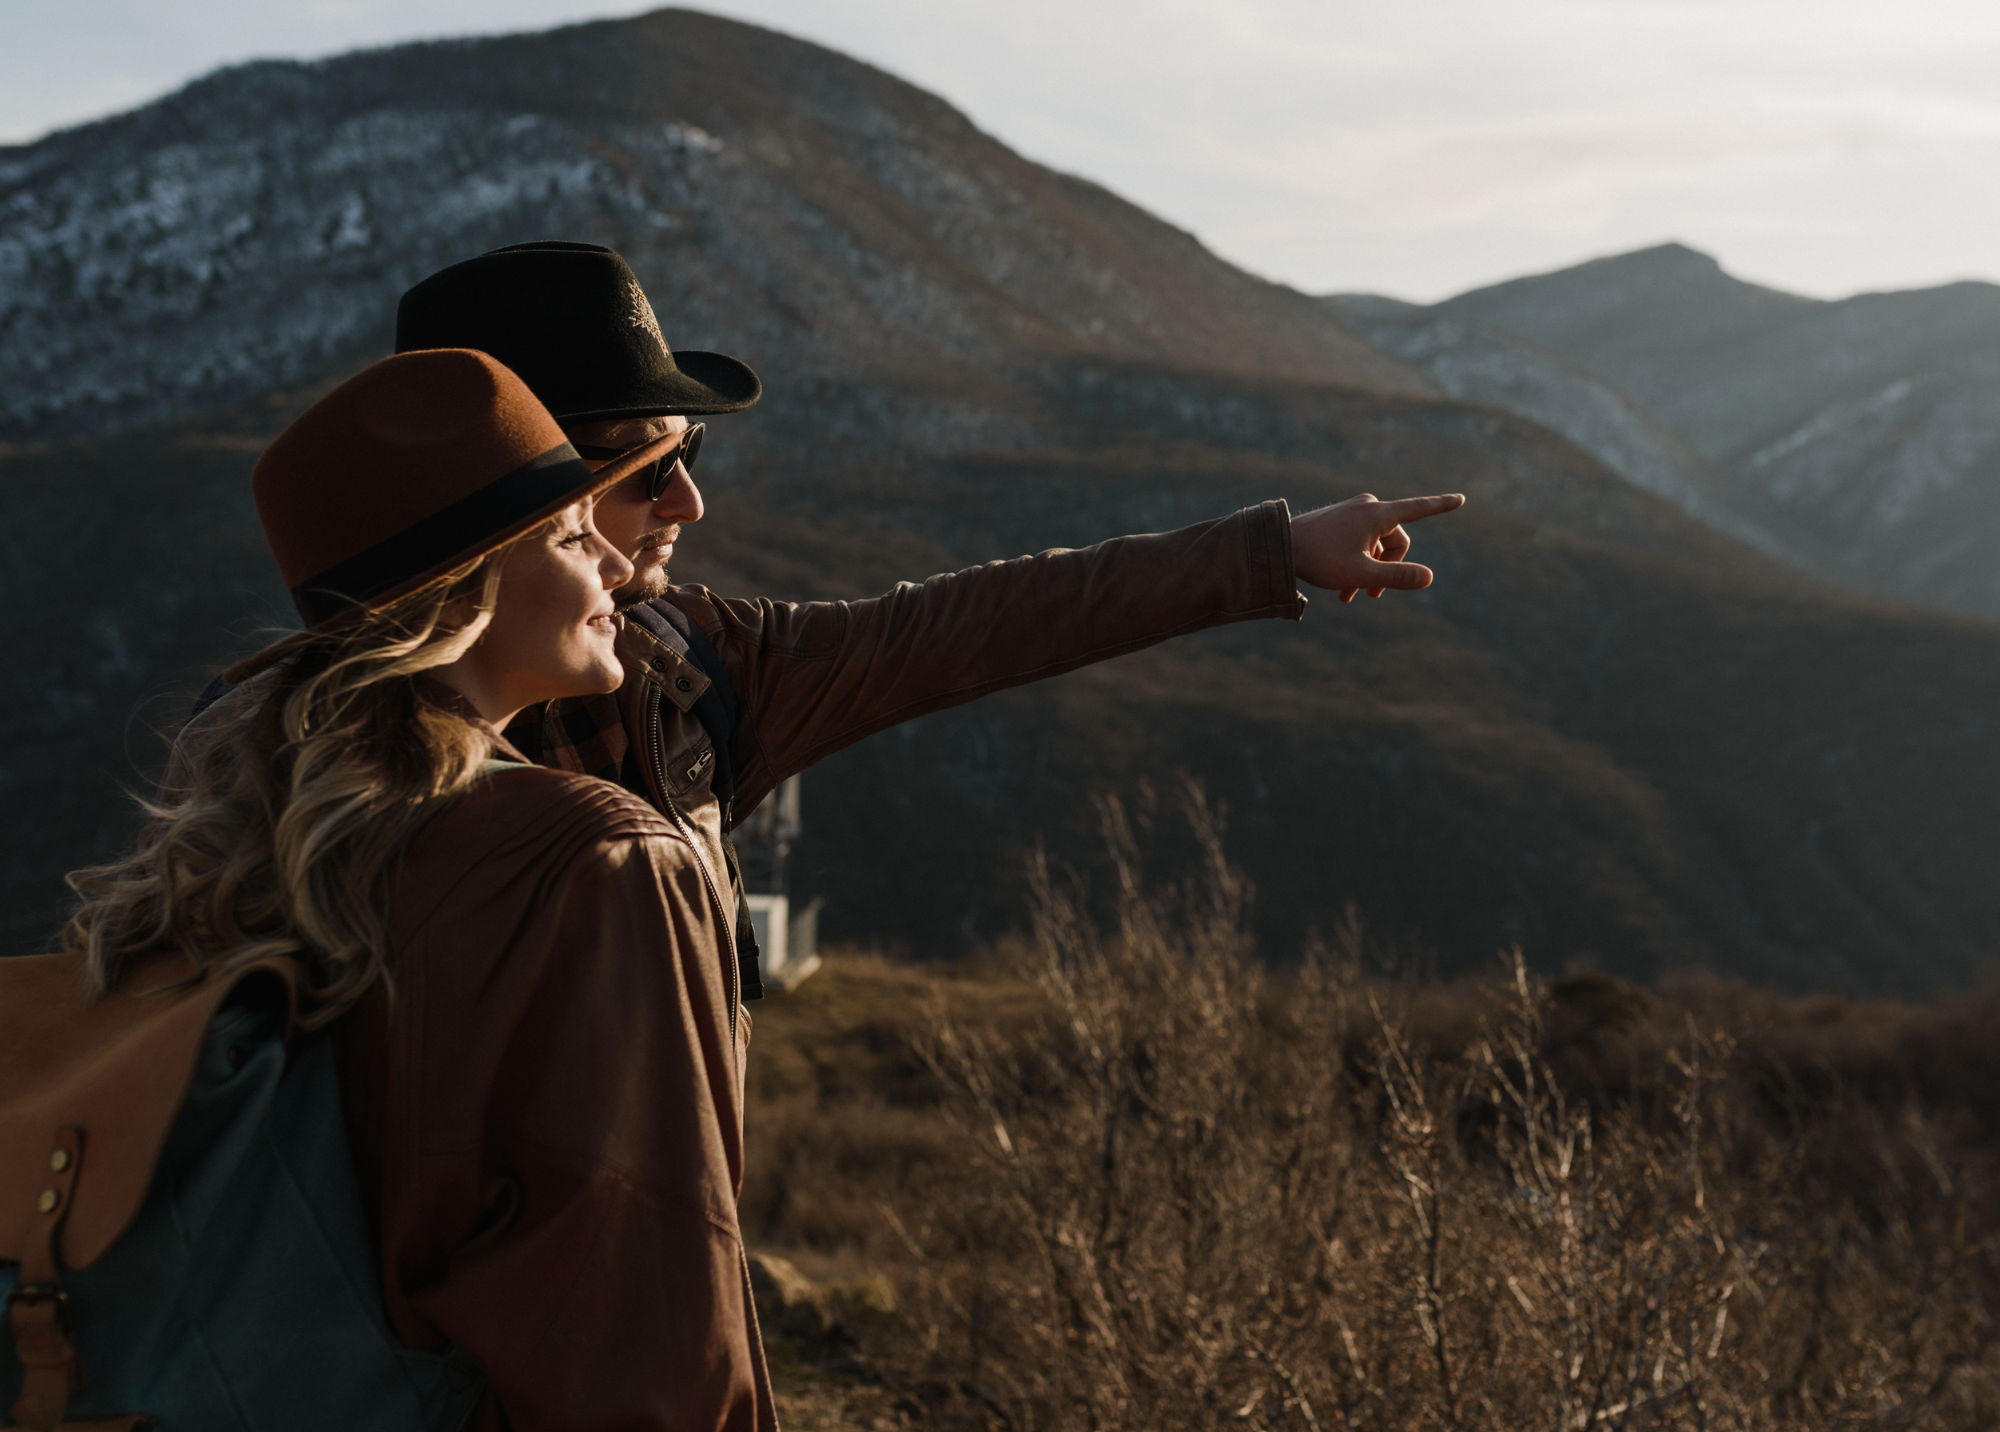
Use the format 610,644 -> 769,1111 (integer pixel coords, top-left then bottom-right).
1242,498 -> 1309,621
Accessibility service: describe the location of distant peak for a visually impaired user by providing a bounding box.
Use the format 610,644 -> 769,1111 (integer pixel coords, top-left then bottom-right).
1438,239 -> 1801,312
1592,242 -> 1722,273
1323,293 -> 1424,319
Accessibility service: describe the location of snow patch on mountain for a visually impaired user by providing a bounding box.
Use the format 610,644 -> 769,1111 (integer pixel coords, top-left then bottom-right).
1747,369 -> 2000,532
0,98 -> 724,435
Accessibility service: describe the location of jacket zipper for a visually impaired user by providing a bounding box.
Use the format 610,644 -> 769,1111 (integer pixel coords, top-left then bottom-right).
648,687 -> 739,1040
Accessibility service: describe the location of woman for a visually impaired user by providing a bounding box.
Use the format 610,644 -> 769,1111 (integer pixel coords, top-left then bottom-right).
54,348 -> 776,1430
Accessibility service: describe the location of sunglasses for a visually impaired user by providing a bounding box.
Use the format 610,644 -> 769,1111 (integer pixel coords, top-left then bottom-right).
575,423 -> 705,502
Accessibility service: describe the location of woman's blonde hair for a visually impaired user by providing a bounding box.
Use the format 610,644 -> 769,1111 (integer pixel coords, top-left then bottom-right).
66,544 -> 520,1026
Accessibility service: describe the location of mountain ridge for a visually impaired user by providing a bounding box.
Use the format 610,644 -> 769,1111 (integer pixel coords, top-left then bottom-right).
0,7 -> 1428,443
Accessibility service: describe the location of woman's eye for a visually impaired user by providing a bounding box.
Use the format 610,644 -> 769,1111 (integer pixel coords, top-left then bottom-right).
558,530 -> 591,548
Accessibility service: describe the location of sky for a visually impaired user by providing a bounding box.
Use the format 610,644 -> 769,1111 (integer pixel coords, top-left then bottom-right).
6,0 -> 1999,303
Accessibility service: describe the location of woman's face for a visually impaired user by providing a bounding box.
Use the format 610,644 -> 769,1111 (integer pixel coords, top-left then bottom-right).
441,499 -> 634,723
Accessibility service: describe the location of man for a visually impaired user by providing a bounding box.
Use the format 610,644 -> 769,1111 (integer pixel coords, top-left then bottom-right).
396,240 -> 1463,994
390,241 -> 1460,1427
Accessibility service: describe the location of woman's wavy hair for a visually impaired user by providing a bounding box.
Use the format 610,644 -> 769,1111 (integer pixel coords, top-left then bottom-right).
65,542 -> 523,1027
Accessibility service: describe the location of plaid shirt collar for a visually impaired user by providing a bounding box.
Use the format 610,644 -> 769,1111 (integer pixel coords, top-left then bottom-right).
534,690 -> 630,783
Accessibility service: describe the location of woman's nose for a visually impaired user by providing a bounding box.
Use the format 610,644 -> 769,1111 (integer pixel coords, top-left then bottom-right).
600,539 -> 635,589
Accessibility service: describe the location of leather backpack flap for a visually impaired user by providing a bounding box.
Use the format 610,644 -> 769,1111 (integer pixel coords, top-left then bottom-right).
0,953 -> 302,1272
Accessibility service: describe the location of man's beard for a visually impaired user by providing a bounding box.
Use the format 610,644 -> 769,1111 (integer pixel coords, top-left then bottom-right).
613,533 -> 675,611
614,562 -> 672,611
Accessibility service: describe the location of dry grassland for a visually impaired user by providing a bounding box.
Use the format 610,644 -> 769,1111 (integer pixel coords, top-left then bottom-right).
746,800 -> 2000,1430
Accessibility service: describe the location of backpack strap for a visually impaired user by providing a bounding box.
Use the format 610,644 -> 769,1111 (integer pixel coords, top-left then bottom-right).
7,1122 -> 82,1430
0,954 -> 300,1430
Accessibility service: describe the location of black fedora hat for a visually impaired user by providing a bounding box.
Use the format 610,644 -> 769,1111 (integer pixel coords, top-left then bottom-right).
395,241 -> 761,423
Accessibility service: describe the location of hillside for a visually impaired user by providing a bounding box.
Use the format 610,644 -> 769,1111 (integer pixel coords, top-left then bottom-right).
1326,292 -> 1779,554
0,8 -> 1426,444
5,11 -> 2000,993
1420,243 -> 2000,617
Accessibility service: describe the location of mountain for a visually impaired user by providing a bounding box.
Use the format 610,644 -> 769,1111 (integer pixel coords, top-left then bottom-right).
1416,243 -> 2000,617
6,11 -> 2000,994
1326,292 -> 1782,555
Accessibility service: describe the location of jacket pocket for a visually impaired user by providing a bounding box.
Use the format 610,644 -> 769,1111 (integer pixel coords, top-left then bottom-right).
660,735 -> 719,801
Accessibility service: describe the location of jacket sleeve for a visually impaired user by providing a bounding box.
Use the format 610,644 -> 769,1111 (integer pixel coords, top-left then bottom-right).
393,828 -> 770,1432
683,499 -> 1304,813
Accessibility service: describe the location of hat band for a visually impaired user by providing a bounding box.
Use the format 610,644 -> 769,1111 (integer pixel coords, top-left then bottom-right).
290,443 -> 593,627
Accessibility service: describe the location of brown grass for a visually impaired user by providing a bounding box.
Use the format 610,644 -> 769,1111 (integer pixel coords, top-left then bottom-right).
745,797 -> 2000,1430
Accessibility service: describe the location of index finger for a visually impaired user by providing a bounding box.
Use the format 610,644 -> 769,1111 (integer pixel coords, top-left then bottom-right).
1375,493 -> 1466,527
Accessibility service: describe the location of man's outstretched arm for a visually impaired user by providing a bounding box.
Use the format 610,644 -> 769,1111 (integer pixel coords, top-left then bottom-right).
673,493 -> 1465,814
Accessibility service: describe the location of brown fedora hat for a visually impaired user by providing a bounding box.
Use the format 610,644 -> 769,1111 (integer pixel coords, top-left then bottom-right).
226,348 -> 675,680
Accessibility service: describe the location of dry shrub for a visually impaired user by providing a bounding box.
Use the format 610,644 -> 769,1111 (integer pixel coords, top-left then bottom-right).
890,794 -> 2000,1431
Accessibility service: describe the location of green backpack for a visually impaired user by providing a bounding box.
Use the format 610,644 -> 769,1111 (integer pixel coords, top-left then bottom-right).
0,952 -> 483,1430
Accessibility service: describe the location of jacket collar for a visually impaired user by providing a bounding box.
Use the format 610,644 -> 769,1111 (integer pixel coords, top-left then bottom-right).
613,611 -> 712,712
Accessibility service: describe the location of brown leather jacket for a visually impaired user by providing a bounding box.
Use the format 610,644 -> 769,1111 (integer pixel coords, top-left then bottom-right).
333,768 -> 763,1432
336,502 -> 1304,1429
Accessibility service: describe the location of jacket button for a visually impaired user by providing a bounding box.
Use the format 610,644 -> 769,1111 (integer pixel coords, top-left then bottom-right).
675,677 -> 694,692
649,657 -> 670,673
48,1149 -> 70,1173
37,1189 -> 59,1214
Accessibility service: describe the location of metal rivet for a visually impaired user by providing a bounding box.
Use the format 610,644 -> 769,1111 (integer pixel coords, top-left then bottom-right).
649,657 -> 670,673
675,677 -> 694,692
48,1150 -> 70,1174
36,1189 -> 59,1214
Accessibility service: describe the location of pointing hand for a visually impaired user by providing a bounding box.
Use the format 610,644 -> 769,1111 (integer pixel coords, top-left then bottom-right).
1289,492 -> 1467,603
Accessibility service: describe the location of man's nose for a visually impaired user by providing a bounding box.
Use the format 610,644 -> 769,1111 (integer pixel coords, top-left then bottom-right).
653,463 -> 704,525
